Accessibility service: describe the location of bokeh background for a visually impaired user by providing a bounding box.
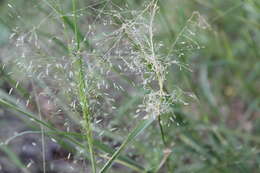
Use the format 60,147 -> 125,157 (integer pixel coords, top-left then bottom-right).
0,0 -> 259,172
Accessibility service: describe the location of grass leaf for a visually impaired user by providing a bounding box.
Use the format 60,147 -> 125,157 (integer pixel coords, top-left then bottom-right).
100,118 -> 154,173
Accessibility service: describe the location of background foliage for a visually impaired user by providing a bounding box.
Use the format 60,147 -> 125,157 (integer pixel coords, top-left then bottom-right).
0,0 -> 259,172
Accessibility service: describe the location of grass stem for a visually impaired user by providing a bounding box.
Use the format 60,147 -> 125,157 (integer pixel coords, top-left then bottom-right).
72,0 -> 96,172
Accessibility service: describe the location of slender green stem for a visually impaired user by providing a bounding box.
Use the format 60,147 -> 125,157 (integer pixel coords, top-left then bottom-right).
77,56 -> 96,173
31,80 -> 46,173
147,1 -> 172,172
157,115 -> 172,172
72,0 -> 80,50
158,116 -> 167,146
72,0 -> 96,172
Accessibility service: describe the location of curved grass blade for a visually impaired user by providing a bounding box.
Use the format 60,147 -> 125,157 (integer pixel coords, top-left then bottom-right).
0,98 -> 146,172
0,144 -> 30,173
43,0 -> 92,50
0,98 -> 55,130
100,118 -> 154,173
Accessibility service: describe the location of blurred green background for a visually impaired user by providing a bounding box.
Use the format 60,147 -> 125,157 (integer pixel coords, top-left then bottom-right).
0,0 -> 259,172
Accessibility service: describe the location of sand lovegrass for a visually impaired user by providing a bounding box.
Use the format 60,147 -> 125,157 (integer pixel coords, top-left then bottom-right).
1,0 -> 205,172
2,0 -> 258,173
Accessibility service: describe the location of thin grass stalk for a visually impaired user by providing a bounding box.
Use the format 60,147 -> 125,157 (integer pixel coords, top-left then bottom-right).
31,80 -> 46,173
148,1 -> 172,171
72,0 -> 96,172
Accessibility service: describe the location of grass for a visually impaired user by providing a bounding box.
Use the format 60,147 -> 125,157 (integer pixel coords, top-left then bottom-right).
0,0 -> 259,173
71,0 -> 96,172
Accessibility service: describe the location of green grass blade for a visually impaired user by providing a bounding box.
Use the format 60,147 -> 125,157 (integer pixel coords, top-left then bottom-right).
61,15 -> 92,49
0,97 -> 146,172
0,144 -> 30,173
0,98 -> 55,130
43,0 -> 92,50
100,118 -> 154,173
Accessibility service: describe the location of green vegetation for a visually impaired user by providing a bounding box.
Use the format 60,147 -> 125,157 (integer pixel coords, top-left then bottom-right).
0,0 -> 259,172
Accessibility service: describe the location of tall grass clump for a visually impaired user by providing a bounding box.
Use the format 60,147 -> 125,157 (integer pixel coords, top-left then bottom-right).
0,0 -> 214,172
